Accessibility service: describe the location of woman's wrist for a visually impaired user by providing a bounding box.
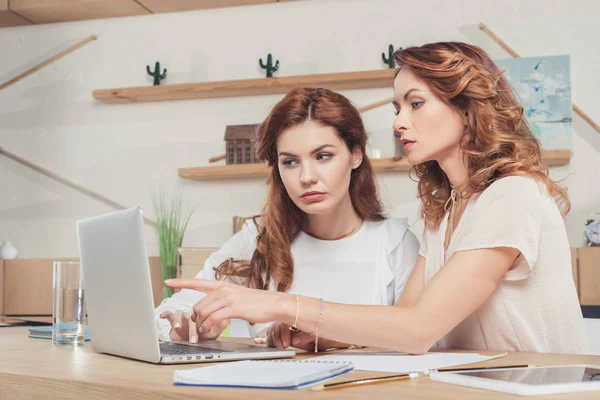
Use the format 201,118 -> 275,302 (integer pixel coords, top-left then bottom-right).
273,292 -> 296,325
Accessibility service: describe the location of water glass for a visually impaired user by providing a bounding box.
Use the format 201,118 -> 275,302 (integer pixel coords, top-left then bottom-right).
52,261 -> 85,346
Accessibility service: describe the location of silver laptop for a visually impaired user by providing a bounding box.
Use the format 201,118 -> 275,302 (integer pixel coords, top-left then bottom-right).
76,207 -> 295,364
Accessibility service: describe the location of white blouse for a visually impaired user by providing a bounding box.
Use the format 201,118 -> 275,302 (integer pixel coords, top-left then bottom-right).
154,217 -> 420,341
420,176 -> 590,354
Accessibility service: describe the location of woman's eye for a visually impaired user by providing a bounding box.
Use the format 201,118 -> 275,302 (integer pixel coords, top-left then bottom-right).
412,101 -> 424,109
316,153 -> 332,161
281,159 -> 298,166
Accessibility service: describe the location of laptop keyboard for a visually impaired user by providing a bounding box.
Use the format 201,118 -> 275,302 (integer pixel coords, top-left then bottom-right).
160,342 -> 220,355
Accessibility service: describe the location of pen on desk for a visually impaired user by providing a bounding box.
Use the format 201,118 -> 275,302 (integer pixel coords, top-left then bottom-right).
310,373 -> 412,391
427,364 -> 532,375
310,365 -> 532,391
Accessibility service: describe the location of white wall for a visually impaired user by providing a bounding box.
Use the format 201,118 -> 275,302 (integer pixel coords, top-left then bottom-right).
1,0 -> 599,258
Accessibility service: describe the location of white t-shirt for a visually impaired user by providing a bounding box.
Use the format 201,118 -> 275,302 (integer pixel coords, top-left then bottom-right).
420,176 -> 590,354
154,217 -> 419,341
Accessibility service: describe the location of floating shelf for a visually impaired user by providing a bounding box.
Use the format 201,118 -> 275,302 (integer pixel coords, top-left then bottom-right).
178,150 -> 572,181
92,69 -> 397,104
179,157 -> 410,181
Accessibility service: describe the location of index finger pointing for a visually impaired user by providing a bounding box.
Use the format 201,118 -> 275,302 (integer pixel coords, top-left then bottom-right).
164,278 -> 221,292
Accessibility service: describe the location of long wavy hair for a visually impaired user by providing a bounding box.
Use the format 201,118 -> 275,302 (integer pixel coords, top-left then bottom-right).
214,87 -> 385,291
394,42 -> 570,228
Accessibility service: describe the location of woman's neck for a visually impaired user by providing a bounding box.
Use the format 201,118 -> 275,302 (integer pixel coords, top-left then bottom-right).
305,194 -> 363,240
438,148 -> 469,188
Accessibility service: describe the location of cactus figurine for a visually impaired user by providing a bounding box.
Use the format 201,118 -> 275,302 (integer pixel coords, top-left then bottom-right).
259,53 -> 280,78
382,44 -> 395,69
146,61 -> 167,85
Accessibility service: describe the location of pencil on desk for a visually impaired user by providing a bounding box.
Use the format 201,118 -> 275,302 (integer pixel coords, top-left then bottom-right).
310,365 -> 532,391
310,373 -> 410,391
435,364 -> 532,373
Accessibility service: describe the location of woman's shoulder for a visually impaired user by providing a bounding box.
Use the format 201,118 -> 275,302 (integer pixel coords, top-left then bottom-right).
214,217 -> 261,261
241,216 -> 261,238
366,217 -> 410,248
479,175 -> 544,203
367,217 -> 408,233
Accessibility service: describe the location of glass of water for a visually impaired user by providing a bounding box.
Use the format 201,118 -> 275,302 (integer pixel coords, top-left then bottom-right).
52,261 -> 85,346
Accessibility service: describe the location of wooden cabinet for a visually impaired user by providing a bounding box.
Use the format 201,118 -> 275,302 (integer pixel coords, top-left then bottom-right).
577,247 -> 600,305
0,260 -> 4,315
1,257 -> 163,316
3,258 -> 77,315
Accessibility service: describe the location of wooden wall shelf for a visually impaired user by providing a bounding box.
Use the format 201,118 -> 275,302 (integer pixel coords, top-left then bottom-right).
92,69 -> 396,104
178,150 -> 572,181
179,157 -> 410,180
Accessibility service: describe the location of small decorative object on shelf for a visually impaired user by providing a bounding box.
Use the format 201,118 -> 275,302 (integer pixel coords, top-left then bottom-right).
585,213 -> 600,246
382,44 -> 398,69
225,124 -> 260,164
393,130 -> 406,161
0,241 -> 18,259
146,61 -> 167,85
366,148 -> 382,159
259,53 -> 279,78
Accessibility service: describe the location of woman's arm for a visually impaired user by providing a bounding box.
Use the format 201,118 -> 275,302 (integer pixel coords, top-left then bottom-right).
168,246 -> 518,353
394,255 -> 425,308
287,247 -> 518,353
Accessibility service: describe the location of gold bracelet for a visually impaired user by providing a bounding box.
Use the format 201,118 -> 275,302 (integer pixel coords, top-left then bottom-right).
314,298 -> 324,353
289,294 -> 300,332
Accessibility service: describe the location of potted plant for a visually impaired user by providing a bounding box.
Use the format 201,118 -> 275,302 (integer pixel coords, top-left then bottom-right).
153,189 -> 193,299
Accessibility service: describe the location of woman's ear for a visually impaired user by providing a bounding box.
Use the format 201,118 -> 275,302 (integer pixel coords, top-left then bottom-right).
351,146 -> 363,170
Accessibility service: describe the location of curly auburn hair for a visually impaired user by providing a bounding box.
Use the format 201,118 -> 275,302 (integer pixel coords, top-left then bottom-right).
394,42 -> 570,228
214,87 -> 385,291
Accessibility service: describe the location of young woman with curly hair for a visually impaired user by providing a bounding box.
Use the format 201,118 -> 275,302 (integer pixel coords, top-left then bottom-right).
167,42 -> 589,354
155,87 -> 419,351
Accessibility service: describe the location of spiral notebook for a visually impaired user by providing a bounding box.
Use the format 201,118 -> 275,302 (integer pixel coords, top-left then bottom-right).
173,359 -> 354,389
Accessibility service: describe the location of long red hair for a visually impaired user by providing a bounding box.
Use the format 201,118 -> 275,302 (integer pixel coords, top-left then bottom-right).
215,87 -> 385,291
394,42 -> 570,228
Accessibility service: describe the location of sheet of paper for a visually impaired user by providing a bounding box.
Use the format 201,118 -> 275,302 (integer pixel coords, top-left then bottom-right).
315,351 -> 506,373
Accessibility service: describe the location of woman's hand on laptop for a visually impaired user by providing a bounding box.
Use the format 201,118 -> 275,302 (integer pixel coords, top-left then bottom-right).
164,278 -> 285,333
260,322 -> 348,352
159,310 -> 228,343
165,278 -> 354,352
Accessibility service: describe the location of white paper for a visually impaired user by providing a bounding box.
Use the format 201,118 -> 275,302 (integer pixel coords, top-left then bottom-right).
314,351 -> 507,373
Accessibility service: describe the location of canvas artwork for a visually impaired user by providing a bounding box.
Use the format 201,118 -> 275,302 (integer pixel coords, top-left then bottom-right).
495,55 -> 572,150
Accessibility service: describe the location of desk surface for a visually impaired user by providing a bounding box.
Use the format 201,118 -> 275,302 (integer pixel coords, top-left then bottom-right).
1,326 -> 600,400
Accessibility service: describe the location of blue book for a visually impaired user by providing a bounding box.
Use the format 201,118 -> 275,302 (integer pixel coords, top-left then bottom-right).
28,326 -> 91,341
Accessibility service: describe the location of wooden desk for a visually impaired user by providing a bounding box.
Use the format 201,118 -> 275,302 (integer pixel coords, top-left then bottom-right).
1,326 -> 599,400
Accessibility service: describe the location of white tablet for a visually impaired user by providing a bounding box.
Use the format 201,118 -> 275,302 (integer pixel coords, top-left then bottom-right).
429,365 -> 600,396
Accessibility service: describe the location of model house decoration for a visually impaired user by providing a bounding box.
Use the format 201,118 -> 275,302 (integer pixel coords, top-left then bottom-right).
224,124 -> 260,164
146,61 -> 167,85
259,53 -> 279,78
